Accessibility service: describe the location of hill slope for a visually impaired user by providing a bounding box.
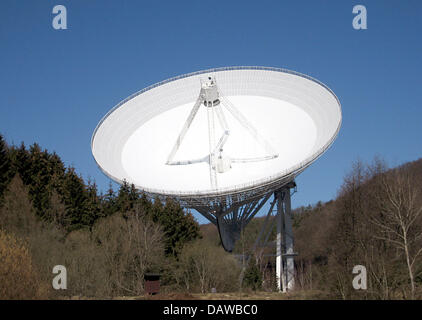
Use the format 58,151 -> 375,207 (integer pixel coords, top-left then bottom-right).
201,158 -> 422,299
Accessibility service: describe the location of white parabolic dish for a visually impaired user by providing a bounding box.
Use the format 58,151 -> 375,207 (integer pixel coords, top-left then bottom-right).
92,67 -> 341,203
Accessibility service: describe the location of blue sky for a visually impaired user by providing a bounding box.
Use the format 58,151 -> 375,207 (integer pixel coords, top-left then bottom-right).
1,0 -> 421,224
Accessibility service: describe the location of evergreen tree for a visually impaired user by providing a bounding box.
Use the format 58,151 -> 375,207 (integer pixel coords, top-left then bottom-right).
115,181 -> 139,214
243,258 -> 262,291
151,197 -> 200,256
26,144 -> 52,220
85,180 -> 102,226
61,167 -> 91,230
49,152 -> 66,190
151,196 -> 164,220
101,183 -> 117,217
138,193 -> 152,213
0,135 -> 11,202
2,138 -> 198,247
9,143 -> 31,185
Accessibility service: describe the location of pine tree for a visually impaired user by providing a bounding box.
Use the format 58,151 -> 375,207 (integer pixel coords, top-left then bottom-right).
4,141 -> 104,231
26,144 -> 51,220
49,152 -> 66,190
101,182 -> 117,217
151,196 -> 164,221
243,258 -> 262,291
138,193 -> 152,213
152,197 -> 200,256
9,143 -> 31,185
0,135 -> 11,202
61,167 -> 91,230
115,181 -> 140,215
85,180 -> 102,226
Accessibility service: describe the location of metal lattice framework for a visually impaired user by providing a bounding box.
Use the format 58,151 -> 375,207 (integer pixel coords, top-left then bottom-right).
165,76 -> 279,192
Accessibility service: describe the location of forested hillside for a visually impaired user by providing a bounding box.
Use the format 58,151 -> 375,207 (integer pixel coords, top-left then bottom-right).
293,158 -> 422,299
0,135 -> 200,254
1,133 -> 421,299
202,158 -> 422,299
0,134 -> 240,298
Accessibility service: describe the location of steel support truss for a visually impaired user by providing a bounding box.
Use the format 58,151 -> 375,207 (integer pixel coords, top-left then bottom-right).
163,75 -> 297,292
193,181 -> 297,292
251,182 -> 297,292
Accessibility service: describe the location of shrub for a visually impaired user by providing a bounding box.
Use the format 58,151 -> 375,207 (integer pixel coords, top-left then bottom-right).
0,230 -> 48,299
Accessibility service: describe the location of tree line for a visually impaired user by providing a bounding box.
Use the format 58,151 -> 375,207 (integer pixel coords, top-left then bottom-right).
237,157 -> 422,299
0,134 -> 242,298
0,134 -> 200,255
1,133 -> 421,299
216,157 -> 422,299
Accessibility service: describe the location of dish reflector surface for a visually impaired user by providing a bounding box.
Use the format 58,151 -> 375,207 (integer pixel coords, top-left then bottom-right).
92,67 -> 341,199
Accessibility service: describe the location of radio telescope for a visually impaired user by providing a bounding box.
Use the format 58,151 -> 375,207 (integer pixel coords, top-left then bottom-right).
91,67 -> 342,292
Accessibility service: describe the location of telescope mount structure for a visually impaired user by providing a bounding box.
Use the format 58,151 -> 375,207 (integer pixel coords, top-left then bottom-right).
166,76 -> 296,291
91,66 -> 342,293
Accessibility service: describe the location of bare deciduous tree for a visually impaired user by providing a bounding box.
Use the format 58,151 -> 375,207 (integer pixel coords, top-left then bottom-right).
176,240 -> 240,294
93,207 -> 164,296
371,170 -> 422,299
